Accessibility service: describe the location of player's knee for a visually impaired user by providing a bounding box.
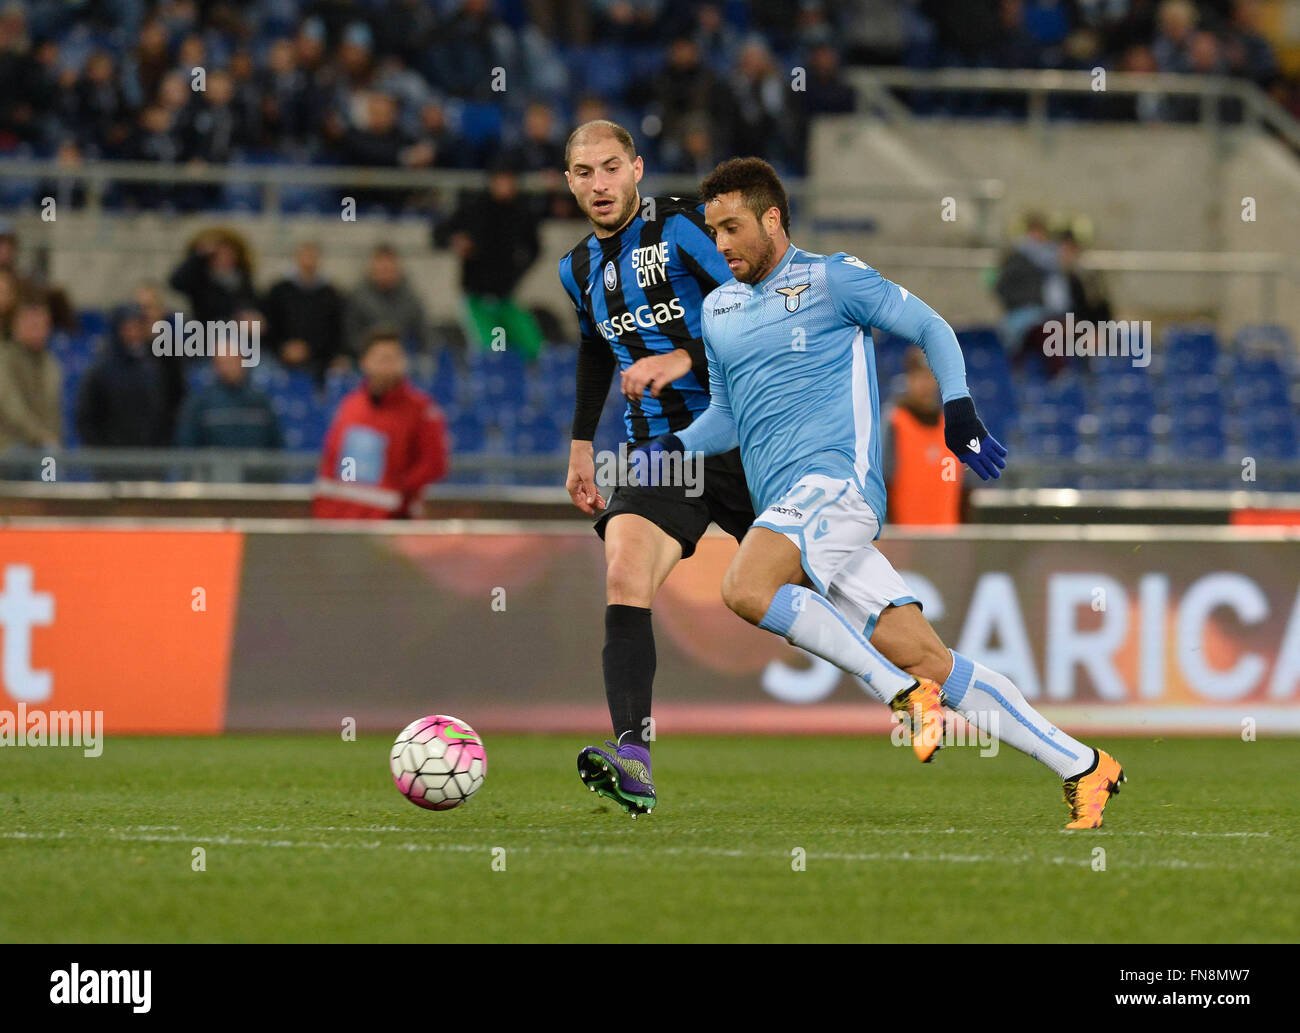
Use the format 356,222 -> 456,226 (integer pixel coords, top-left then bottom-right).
605,555 -> 654,607
720,567 -> 771,625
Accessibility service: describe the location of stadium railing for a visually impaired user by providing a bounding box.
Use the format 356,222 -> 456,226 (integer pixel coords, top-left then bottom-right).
846,67 -> 1300,154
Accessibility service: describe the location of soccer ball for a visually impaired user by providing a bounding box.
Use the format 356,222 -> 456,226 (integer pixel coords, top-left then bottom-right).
390,715 -> 487,810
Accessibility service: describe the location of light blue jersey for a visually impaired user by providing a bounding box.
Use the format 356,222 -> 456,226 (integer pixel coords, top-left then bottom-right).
677,244 -> 971,530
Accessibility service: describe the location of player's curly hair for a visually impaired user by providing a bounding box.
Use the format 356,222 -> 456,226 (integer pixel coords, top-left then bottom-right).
699,157 -> 790,234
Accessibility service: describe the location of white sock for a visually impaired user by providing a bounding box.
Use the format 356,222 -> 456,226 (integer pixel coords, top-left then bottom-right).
942,650 -> 1096,780
759,584 -> 916,704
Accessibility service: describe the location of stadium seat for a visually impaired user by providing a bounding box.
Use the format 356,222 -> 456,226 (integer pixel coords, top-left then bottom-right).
1163,325 -> 1220,375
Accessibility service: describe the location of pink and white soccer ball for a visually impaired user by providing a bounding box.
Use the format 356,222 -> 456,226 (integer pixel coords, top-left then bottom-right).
390,715 -> 487,810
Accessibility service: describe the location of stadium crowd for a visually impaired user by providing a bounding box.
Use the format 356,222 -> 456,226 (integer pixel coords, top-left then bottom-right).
0,0 -> 1290,197
0,0 -> 1295,490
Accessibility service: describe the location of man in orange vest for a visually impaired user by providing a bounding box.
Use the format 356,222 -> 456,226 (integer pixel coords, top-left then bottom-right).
883,346 -> 967,525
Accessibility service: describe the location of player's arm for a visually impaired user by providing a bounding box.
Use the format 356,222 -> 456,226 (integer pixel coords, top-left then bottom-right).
828,255 -> 1007,480
560,257 -> 611,514
646,332 -> 738,460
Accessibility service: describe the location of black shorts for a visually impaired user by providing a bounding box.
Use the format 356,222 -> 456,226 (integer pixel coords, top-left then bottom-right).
593,447 -> 755,559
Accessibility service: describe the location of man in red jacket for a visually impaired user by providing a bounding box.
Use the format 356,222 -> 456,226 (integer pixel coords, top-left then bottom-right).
312,327 -> 449,519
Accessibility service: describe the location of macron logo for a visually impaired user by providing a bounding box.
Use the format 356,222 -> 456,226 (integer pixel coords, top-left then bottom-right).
967,438 -> 981,454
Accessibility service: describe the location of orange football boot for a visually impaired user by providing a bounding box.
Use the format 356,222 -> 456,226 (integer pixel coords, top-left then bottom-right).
890,678 -> 946,763
1063,749 -> 1127,828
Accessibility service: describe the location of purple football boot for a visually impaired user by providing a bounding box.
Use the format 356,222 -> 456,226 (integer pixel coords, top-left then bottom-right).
577,741 -> 656,817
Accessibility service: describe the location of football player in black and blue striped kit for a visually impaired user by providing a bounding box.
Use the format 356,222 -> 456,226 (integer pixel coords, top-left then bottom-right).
559,120 -> 755,817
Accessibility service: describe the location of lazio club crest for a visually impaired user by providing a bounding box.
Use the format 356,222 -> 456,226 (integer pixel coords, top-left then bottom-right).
775,283 -> 810,312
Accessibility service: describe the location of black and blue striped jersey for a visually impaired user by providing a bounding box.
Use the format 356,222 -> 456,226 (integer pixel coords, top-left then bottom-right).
558,196 -> 733,443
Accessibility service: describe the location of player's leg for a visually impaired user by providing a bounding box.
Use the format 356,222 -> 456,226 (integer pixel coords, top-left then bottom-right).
601,511 -> 682,747
720,526 -> 919,705
579,484 -> 709,817
870,602 -> 1126,827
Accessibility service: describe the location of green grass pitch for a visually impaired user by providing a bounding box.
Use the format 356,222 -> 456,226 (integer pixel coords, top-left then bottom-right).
1,735 -> 1296,943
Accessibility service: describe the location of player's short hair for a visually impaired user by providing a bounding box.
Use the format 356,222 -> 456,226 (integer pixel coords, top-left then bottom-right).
699,157 -> 790,234
361,325 -> 403,354
564,119 -> 636,170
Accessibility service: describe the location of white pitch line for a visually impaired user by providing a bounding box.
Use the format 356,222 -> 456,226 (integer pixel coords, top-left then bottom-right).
0,829 -> 1264,870
218,824 -> 1276,840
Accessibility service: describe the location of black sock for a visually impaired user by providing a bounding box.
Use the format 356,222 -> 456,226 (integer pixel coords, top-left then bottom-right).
602,604 -> 654,749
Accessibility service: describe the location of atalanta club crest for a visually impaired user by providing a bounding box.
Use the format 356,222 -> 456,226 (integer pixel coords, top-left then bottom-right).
604,261 -> 618,291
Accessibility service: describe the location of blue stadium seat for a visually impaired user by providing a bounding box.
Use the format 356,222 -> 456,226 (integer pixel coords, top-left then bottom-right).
1233,324 -> 1294,362
458,103 -> 505,148
1163,325 -> 1220,375
448,411 -> 487,453
512,412 -> 565,455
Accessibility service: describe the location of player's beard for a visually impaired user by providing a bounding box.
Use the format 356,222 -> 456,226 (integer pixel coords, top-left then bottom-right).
734,227 -> 778,284
587,189 -> 638,234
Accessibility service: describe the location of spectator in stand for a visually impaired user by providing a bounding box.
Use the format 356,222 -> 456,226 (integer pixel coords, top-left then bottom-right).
992,0 -> 1043,69
175,350 -> 282,452
262,241 -> 345,377
374,0 -> 440,66
573,93 -> 610,125
122,17 -> 172,111
228,48 -> 265,144
312,327 -> 449,520
344,244 -> 430,356
0,3 -> 45,147
994,212 -> 1070,360
0,222 -> 75,331
75,302 -> 171,448
664,113 -> 720,175
70,49 -> 131,156
0,294 -> 62,454
437,157 -> 545,359
632,37 -> 733,169
590,0 -> 665,46
426,0 -> 520,99
180,68 -> 251,166
260,36 -> 314,150
882,346 -> 966,526
341,90 -> 427,208
169,227 -> 257,325
0,268 -> 18,338
507,100 -> 565,173
791,42 -> 855,169
692,3 -> 741,65
504,101 -> 575,217
729,38 -> 795,170
135,280 -> 187,441
410,98 -> 473,170
1152,0 -> 1197,72
1059,229 -> 1113,327
1224,0 -> 1278,89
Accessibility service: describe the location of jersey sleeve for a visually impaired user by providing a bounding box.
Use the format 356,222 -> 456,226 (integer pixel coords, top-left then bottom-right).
826,254 -> 970,404
559,253 -> 615,441
671,206 -> 733,294
676,310 -> 738,457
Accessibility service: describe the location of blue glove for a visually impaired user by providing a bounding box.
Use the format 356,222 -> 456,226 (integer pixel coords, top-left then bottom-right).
943,397 -> 1007,480
628,433 -> 684,487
